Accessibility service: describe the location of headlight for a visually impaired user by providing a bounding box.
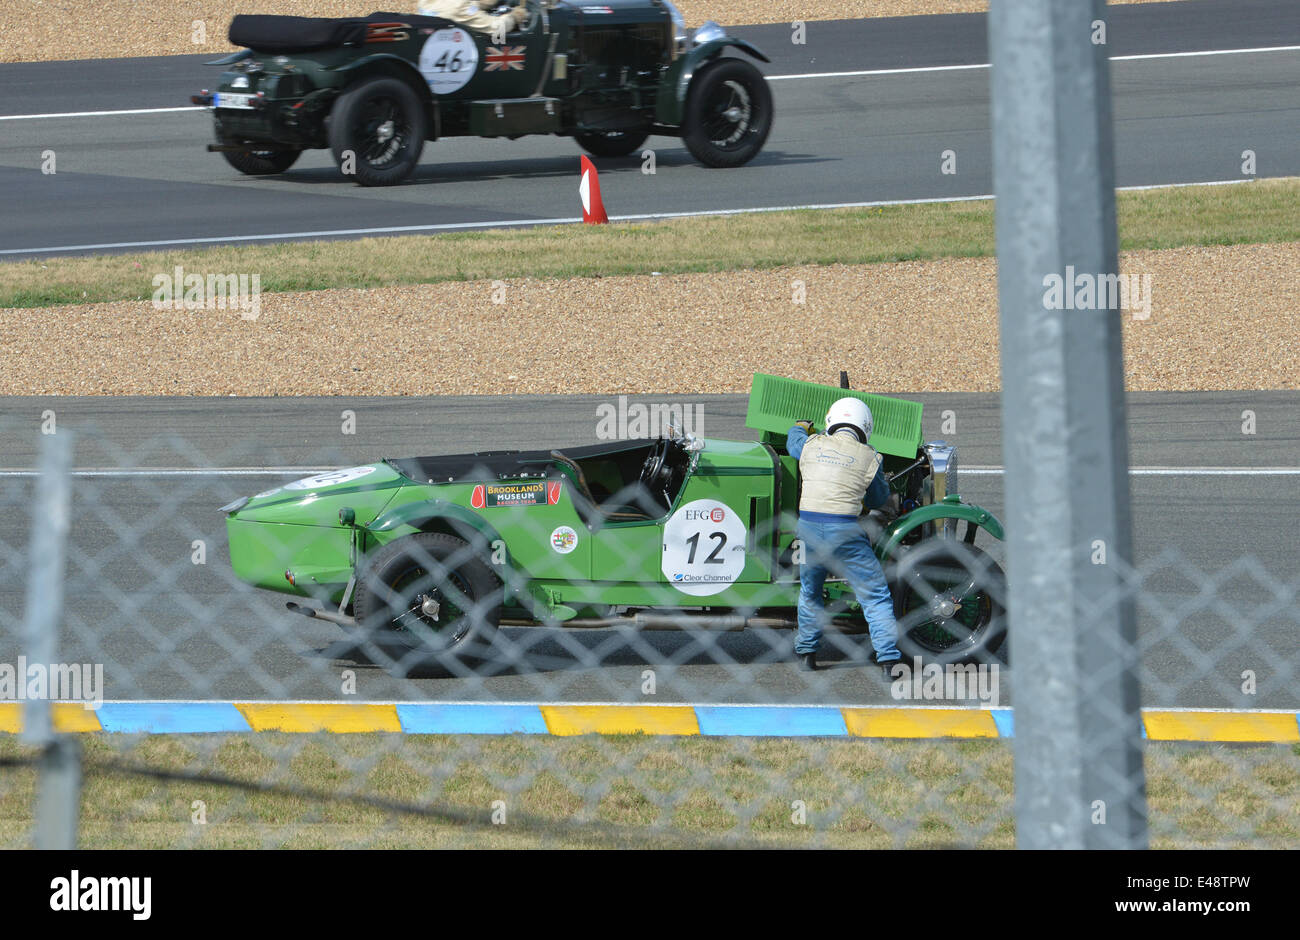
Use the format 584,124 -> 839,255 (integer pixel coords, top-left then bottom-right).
692,20 -> 727,46
662,0 -> 688,56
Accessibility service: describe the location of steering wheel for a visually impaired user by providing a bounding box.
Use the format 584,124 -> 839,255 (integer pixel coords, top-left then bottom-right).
639,439 -> 675,501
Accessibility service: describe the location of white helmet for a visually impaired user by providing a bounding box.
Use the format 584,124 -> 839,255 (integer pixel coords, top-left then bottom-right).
824,397 -> 873,443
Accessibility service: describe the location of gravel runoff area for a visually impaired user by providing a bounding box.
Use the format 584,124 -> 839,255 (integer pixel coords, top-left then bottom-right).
3,241 -> 1295,395
1,0 -> 1188,64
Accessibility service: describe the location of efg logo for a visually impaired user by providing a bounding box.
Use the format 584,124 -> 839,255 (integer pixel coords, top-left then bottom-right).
683,508 -> 724,522
710,508 -> 725,522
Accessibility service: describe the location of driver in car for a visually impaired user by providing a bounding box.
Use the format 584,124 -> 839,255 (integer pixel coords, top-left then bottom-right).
418,0 -> 530,36
787,398 -> 903,677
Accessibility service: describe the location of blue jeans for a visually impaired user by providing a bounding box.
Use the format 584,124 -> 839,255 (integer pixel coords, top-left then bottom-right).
796,517 -> 901,661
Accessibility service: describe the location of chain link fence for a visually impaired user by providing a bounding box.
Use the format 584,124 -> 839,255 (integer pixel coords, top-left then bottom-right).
0,410 -> 1296,849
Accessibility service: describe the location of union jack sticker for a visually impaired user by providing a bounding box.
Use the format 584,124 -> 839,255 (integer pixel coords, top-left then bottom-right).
485,45 -> 526,71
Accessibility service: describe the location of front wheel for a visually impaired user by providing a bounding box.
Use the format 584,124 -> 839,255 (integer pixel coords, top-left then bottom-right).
221,148 -> 301,176
328,76 -> 427,186
681,57 -> 773,168
352,532 -> 501,669
888,540 -> 1007,665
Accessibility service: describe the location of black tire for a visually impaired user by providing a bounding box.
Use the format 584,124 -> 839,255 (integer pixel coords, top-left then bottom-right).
575,129 -> 649,158
888,541 -> 1007,665
681,57 -> 773,168
352,532 -> 501,667
328,76 -> 427,186
221,148 -> 301,176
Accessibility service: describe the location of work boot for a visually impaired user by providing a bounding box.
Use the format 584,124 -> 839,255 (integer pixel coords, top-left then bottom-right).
798,652 -> 818,672
880,659 -> 903,680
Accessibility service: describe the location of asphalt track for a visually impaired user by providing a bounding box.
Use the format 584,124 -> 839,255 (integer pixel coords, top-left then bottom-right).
0,0 -> 1298,255
0,392 -> 1296,709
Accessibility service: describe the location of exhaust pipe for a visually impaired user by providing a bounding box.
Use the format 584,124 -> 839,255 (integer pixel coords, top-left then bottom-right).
510,613 -> 801,631
286,601 -> 356,627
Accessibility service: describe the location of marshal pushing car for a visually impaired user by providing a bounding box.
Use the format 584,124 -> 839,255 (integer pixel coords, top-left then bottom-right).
192,0 -> 773,185
222,374 -> 1008,669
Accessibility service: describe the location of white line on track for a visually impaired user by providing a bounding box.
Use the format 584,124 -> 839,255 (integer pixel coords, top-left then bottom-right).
767,43 -> 1300,81
0,178 -> 1258,256
0,466 -> 1297,478
1,43 -> 1296,122
962,467 -> 1300,477
0,105 -> 204,121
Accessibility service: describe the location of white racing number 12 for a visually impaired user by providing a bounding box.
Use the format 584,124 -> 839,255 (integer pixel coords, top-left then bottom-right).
662,499 -> 748,597
420,29 -> 480,94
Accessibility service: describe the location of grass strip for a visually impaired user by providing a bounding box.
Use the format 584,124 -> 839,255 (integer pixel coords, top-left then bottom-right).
3,178 -> 1297,309
2,733 -> 1296,848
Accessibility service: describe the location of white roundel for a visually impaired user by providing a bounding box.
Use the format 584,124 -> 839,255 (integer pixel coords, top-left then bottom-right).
282,466 -> 376,491
420,28 -> 479,95
550,526 -> 579,554
662,499 -> 748,597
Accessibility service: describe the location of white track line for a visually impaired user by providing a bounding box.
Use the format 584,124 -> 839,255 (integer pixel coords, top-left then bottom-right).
962,467 -> 1300,477
0,105 -> 204,121
769,43 -> 1300,80
1,44 -> 1297,121
0,468 -> 331,478
0,178 -> 1260,256
0,466 -> 1297,478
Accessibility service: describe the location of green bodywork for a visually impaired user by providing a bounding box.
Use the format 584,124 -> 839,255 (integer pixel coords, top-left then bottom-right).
205,0 -> 770,149
225,375 -> 1004,625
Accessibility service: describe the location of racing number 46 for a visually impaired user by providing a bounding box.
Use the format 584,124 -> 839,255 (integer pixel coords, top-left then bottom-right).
685,531 -> 727,564
433,50 -> 465,72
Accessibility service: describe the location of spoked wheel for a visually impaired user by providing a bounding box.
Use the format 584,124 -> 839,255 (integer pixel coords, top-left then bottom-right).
682,58 -> 773,168
221,148 -> 302,176
888,541 -> 1007,665
575,129 -> 649,158
328,76 -> 427,186
352,532 -> 500,668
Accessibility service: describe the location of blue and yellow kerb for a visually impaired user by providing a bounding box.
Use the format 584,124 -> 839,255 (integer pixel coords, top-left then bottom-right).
0,703 -> 1297,742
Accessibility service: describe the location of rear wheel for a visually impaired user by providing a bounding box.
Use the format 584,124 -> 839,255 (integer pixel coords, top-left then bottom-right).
328,76 -> 427,186
682,57 -> 773,168
888,541 -> 1007,665
221,148 -> 301,176
353,532 -> 501,668
575,129 -> 649,158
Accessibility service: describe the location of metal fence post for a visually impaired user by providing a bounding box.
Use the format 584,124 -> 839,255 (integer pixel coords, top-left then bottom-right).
21,429 -> 80,850
989,0 -> 1146,848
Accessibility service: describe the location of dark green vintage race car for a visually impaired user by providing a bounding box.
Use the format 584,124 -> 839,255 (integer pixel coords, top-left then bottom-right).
193,0 -> 773,185
222,375 -> 1008,669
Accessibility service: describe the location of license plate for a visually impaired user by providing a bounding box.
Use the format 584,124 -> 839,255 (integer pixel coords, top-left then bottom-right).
214,92 -> 254,110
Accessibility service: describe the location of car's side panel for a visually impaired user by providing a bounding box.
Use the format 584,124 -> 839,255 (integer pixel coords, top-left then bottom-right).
367,481 -> 591,583
227,520 -> 353,597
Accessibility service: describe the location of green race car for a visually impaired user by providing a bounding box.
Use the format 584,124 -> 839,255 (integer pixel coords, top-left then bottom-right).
222,374 -> 1008,668
193,0 -> 773,185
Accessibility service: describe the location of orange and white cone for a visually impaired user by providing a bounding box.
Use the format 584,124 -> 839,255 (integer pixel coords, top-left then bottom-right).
579,155 -> 609,224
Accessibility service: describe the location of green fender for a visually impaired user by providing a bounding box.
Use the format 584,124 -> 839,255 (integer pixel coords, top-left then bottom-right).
365,500 -> 513,569
328,53 -> 433,100
878,499 -> 1005,561
655,38 -> 771,127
